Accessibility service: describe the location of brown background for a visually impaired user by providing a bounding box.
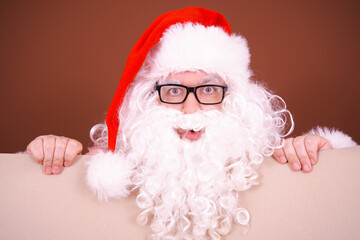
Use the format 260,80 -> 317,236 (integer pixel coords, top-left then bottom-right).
1,0 -> 359,153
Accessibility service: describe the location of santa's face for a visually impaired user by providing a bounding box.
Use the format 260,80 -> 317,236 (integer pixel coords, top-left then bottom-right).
125,71 -> 260,238
158,71 -> 227,141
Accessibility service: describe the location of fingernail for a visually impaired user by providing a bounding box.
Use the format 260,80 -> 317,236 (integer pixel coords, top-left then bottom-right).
64,161 -> 69,167
292,163 -> 301,170
280,157 -> 287,163
52,166 -> 60,173
310,158 -> 316,164
303,164 -> 311,172
45,167 -> 52,174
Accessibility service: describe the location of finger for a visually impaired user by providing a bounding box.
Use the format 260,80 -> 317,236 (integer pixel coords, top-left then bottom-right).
42,135 -> 56,175
304,135 -> 333,165
51,137 -> 69,174
283,138 -> 302,171
317,136 -> 333,151
304,135 -> 320,165
292,136 -> 312,173
272,147 -> 288,164
64,139 -> 83,167
26,137 -> 44,164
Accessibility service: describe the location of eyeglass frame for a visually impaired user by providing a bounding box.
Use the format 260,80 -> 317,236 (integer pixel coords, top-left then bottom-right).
155,83 -> 228,105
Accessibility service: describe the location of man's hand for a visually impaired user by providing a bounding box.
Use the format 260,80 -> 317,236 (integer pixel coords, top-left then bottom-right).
272,135 -> 333,172
27,135 -> 83,175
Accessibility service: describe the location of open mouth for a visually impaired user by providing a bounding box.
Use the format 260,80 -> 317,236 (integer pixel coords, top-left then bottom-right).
175,128 -> 204,141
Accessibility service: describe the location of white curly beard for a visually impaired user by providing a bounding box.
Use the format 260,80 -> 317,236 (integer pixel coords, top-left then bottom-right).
123,106 -> 265,240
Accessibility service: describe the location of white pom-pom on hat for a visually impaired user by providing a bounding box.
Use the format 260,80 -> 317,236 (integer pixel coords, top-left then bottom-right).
86,151 -> 134,201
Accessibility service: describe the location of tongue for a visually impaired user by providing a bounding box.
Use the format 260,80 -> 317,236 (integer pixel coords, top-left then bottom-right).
184,130 -> 202,140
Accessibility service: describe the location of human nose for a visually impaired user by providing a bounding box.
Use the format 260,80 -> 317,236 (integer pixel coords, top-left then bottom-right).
183,92 -> 200,114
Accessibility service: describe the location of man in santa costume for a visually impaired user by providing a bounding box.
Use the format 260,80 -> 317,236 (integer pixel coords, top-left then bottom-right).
27,7 -> 357,240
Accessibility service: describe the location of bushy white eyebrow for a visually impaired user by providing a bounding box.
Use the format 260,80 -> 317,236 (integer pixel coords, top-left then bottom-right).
200,76 -> 221,84
162,79 -> 181,84
162,76 -> 222,85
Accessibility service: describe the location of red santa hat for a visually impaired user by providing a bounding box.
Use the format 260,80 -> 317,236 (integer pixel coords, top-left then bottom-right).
106,7 -> 250,151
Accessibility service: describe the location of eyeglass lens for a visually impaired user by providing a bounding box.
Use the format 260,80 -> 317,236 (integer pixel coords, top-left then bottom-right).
159,85 -> 224,104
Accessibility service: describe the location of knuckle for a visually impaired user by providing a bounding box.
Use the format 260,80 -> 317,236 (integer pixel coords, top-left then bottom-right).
284,138 -> 294,145
272,149 -> 282,157
28,139 -> 41,150
52,159 -> 63,166
43,135 -> 56,141
64,152 -> 75,163
43,159 -> 52,166
44,143 -> 55,151
321,137 -> 330,145
68,139 -> 82,151
33,139 -> 42,147
286,153 -> 297,162
307,150 -> 316,156
282,140 -> 292,150
56,136 -> 67,141
304,136 -> 316,146
27,146 -> 44,161
65,154 -> 74,161
56,142 -> 66,151
292,138 -> 303,147
67,139 -> 78,148
299,156 -> 309,164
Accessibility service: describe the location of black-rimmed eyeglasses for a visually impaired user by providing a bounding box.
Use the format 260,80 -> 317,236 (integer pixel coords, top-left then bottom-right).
155,84 -> 228,105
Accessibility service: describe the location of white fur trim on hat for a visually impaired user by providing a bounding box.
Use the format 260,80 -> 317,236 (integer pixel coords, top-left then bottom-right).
86,151 -> 134,201
307,126 -> 357,149
147,23 -> 252,84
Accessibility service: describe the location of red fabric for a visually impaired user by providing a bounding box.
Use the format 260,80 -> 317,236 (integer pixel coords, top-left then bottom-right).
106,7 -> 232,151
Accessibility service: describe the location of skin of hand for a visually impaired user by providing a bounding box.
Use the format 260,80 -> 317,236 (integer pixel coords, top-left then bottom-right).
26,133 -> 332,174
272,134 -> 333,173
26,135 -> 83,175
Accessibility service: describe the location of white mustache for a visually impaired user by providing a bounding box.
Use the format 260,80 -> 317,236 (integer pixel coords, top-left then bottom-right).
172,110 -> 222,131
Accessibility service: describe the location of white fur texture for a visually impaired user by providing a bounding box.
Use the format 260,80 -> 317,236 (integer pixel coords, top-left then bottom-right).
146,23 -> 252,85
308,126 -> 357,149
86,151 -> 134,201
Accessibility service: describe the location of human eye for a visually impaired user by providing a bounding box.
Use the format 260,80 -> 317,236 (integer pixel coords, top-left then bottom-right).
168,87 -> 183,95
202,86 -> 215,94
